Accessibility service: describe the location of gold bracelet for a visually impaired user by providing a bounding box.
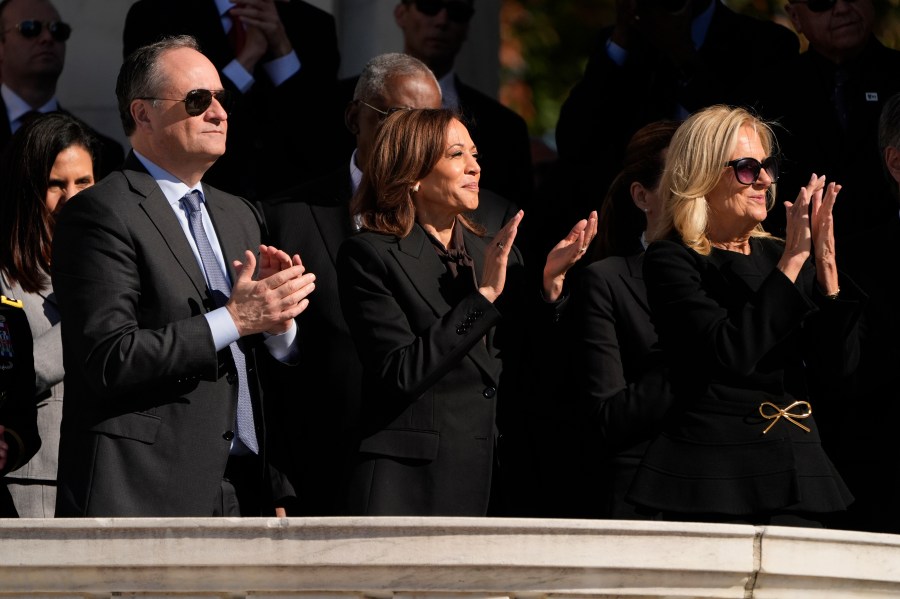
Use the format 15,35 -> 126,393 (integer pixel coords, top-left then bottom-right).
825,287 -> 840,300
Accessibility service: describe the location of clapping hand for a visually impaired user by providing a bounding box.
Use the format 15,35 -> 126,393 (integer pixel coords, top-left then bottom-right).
542,210 -> 599,302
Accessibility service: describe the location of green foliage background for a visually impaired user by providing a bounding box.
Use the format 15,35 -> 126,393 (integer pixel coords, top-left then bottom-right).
500,0 -> 900,144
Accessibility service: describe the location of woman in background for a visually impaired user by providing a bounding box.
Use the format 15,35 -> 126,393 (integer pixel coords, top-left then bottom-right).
575,120 -> 679,519
0,112 -> 99,517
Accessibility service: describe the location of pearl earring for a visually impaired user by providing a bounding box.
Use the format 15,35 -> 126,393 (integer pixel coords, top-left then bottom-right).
412,183 -> 420,193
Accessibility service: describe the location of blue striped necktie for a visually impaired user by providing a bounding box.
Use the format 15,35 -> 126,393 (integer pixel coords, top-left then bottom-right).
181,189 -> 258,454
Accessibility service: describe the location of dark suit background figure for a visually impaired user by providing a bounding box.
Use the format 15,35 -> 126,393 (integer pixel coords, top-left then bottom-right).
0,296 -> 39,517
0,96 -> 124,180
542,0 -> 798,259
122,0 -> 341,200
52,156 -> 285,516
761,38 -> 900,244
565,253 -> 672,519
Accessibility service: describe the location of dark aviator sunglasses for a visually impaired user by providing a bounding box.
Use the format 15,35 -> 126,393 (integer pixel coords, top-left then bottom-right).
139,89 -> 235,117
4,19 -> 71,42
790,0 -> 857,13
725,156 -> 779,185
408,0 -> 474,23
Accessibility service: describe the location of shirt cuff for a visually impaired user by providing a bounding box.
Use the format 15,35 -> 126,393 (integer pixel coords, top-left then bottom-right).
606,38 -> 628,67
263,319 -> 299,363
223,59 -> 255,94
263,50 -> 301,87
206,307 -> 241,351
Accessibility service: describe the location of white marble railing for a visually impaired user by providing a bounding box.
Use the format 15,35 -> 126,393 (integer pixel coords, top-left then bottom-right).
1,517 -> 899,598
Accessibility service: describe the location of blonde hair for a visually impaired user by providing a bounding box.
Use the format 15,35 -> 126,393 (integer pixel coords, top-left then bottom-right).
648,105 -> 778,255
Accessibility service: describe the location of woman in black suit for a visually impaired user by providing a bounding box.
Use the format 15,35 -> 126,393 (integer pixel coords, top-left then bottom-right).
628,105 -> 862,526
575,121 -> 678,519
337,108 -> 596,516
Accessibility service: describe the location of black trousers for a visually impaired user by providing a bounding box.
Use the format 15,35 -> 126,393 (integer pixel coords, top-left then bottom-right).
214,453 -> 264,516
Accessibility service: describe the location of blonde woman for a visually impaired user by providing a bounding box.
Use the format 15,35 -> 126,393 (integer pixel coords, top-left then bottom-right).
628,105 -> 862,526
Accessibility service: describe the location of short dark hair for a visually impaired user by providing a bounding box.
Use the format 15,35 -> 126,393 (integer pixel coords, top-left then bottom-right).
0,112 -> 99,293
116,35 -> 200,136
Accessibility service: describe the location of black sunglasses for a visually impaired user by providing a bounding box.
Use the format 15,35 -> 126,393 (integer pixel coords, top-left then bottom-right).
790,0 -> 856,13
725,156 -> 779,185
4,19 -> 71,42
139,89 -> 234,117
408,0 -> 474,23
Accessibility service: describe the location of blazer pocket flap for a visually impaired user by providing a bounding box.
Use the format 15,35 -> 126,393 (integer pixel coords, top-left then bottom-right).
359,428 -> 439,461
89,412 -> 161,445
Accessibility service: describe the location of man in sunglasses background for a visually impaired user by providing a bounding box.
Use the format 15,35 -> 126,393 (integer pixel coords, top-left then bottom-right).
123,0 -> 340,202
52,36 -> 315,517
0,0 -> 123,179
761,0 -> 900,247
394,0 -> 534,209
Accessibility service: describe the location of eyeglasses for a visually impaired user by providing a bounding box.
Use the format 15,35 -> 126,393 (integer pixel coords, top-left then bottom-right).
139,89 -> 234,117
789,0 -> 856,13
3,20 -> 72,42
359,100 -> 411,121
407,0 -> 475,23
725,156 -> 779,185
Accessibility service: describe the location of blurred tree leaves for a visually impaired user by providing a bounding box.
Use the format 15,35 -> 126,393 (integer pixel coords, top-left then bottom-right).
500,0 -> 900,143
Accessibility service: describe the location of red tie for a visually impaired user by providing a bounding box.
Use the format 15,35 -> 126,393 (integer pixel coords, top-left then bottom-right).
227,7 -> 246,56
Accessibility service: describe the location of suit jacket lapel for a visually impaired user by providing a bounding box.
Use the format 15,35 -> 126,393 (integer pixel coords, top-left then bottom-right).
391,225 -> 500,383
392,225 -> 449,317
621,253 -> 651,314
125,156 -> 208,300
310,170 -> 354,266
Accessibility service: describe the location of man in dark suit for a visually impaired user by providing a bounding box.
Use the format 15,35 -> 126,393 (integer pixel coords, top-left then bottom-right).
0,0 -> 123,178
52,36 -> 316,517
260,52 -> 517,515
393,0 -> 534,207
762,0 -> 900,244
123,0 -> 341,200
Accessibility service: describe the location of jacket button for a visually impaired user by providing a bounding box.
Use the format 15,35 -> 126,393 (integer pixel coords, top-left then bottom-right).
483,386 -> 496,398
226,372 -> 237,384
456,326 -> 465,335
223,430 -> 235,441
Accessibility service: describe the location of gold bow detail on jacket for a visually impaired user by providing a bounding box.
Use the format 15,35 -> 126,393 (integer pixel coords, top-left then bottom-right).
759,400 -> 812,434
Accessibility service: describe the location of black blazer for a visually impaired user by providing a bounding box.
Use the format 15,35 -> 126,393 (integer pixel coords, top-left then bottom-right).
258,168 -> 358,515
52,154 -> 279,516
337,223 -> 549,516
629,237 -> 861,517
0,298 -> 39,517
556,1 -> 799,166
574,253 -> 672,518
123,0 -> 341,200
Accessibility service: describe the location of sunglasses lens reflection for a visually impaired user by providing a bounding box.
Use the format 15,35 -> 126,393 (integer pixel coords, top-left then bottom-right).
15,20 -> 71,41
184,90 -> 233,116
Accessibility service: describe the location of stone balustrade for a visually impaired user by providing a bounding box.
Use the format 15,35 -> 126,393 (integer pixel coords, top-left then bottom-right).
1,517 -> 899,597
